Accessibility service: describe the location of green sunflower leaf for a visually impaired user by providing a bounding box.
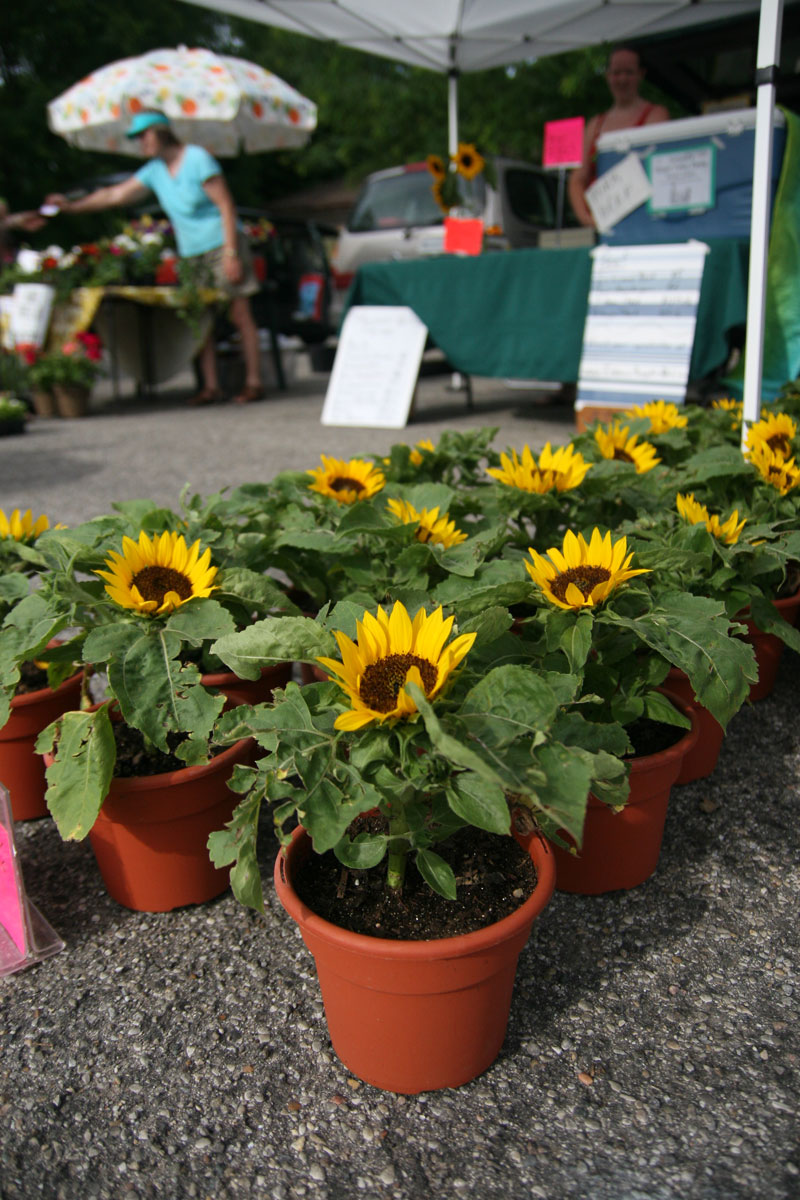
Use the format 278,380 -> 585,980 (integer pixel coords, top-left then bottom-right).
415,848 -> 457,900
211,615 -> 336,675
36,705 -> 116,842
207,791 -> 264,912
447,773 -> 511,835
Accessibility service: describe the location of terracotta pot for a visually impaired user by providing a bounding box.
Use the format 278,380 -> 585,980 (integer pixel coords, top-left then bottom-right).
84,735 -> 256,912
0,669 -> 83,821
550,696 -> 699,895
201,662 -> 292,707
664,668 -> 725,784
274,825 -> 556,1094
31,389 -> 57,418
53,384 -> 90,418
741,590 -> 800,702
299,662 -> 328,685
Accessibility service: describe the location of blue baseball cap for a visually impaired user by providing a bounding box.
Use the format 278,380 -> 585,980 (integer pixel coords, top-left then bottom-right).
126,111 -> 171,139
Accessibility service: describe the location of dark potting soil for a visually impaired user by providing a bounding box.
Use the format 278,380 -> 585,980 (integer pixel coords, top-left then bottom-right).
111,723 -> 207,778
625,715 -> 687,759
14,661 -> 50,696
293,823 -> 538,941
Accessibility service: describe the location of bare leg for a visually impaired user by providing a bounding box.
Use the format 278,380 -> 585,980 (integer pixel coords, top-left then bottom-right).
197,328 -> 220,392
229,296 -> 262,389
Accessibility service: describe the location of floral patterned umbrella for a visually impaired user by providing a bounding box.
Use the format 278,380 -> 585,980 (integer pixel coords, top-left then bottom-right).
47,45 -> 317,157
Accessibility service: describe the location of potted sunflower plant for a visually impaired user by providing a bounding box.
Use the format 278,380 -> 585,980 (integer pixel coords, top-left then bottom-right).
0,507 -> 83,821
0,506 -> 288,911
207,593 -> 627,1094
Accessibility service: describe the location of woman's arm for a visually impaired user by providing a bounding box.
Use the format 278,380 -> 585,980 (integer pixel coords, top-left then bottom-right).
202,174 -> 242,283
568,115 -> 601,228
45,176 -> 149,214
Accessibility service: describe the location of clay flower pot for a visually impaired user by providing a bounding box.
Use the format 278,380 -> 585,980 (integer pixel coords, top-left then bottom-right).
550,696 -> 699,895
274,826 -> 556,1094
742,590 -> 800,702
0,669 -> 83,821
31,389 -> 57,418
201,662 -> 292,707
45,733 -> 256,912
665,667 -> 725,784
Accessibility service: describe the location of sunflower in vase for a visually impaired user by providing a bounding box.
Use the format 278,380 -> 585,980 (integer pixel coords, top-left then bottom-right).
426,142 -> 496,214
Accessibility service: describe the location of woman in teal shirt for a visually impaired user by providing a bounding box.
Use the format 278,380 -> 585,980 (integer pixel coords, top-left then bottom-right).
47,110 -> 264,405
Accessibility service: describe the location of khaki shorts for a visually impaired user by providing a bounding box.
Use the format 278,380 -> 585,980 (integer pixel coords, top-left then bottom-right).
194,229 -> 260,299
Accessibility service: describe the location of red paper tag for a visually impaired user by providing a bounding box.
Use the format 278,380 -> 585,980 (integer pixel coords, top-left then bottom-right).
443,217 -> 484,256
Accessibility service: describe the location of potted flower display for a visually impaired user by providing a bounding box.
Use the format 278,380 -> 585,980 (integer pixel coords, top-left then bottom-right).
0,394 -> 27,436
25,332 -> 104,418
207,597 -> 627,1093
0,503 -> 294,910
0,507 -> 82,820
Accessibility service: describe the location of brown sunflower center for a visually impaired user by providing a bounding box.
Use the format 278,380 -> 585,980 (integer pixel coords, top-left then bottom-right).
132,566 -> 192,604
612,448 -> 634,463
330,476 -> 364,494
359,653 -> 438,713
550,565 -> 611,602
767,433 -> 792,455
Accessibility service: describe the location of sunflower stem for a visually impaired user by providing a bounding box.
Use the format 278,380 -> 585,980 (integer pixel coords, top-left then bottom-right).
386,811 -> 409,893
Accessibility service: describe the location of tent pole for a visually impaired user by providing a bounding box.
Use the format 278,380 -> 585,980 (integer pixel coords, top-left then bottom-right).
741,0 -> 784,449
448,67 -> 459,158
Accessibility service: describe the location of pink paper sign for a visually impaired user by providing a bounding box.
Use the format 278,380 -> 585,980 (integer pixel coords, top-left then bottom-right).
0,822 -> 26,955
543,117 -> 585,169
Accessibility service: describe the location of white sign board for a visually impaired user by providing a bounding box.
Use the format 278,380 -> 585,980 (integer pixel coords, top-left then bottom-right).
585,152 -> 653,234
649,145 -> 715,212
321,306 -> 428,429
8,283 -> 55,349
576,241 -> 710,415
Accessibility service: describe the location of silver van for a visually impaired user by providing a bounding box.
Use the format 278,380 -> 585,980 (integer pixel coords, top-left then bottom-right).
329,157 -> 585,324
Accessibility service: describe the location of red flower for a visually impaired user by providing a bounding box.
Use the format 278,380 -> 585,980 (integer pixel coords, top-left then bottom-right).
76,331 -> 103,361
16,342 -> 39,365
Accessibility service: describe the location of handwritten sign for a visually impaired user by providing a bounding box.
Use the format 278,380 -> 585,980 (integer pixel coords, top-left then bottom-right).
649,145 -> 716,213
0,784 -> 64,977
9,283 -> 55,350
321,306 -> 428,429
543,117 -> 585,169
585,152 -> 653,234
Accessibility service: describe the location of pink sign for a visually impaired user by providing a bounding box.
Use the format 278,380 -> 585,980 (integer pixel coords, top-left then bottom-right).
0,822 -> 26,955
543,117 -> 585,169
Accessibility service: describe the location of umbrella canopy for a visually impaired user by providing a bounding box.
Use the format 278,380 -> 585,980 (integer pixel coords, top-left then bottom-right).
47,45 -> 317,157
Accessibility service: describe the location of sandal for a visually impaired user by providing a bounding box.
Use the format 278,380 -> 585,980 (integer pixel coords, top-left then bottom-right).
187,387 -> 223,407
231,384 -> 266,405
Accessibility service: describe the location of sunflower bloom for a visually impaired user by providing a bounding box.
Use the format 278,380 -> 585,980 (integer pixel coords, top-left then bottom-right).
432,179 -> 448,212
711,397 -> 744,431
454,142 -> 485,180
95,531 -> 218,616
629,399 -> 688,434
676,492 -> 746,545
744,411 -> 797,461
594,424 -> 661,474
317,602 -> 476,731
0,508 -> 50,542
426,154 -> 446,181
525,528 -> 650,612
748,441 -> 800,495
486,442 -> 592,493
307,455 -> 385,505
386,498 -> 468,548
409,438 -> 435,466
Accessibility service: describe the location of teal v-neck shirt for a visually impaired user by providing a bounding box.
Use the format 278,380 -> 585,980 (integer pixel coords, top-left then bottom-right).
135,145 -> 224,257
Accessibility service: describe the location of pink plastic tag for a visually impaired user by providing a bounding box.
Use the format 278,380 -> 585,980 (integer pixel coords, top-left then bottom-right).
0,821 -> 26,955
543,117 -> 585,169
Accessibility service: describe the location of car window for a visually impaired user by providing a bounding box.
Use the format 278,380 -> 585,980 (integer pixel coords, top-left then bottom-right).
504,168 -> 558,228
348,172 -> 451,232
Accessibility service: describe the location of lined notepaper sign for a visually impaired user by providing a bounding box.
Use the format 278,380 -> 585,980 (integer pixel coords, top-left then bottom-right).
322,306 -> 428,429
576,241 -> 710,411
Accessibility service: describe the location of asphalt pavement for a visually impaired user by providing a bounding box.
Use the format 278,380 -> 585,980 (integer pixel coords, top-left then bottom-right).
1,354 -> 798,1200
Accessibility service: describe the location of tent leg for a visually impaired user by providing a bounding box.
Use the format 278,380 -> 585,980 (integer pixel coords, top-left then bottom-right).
742,0 -> 784,448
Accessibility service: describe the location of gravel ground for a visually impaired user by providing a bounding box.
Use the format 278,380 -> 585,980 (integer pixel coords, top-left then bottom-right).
1,362 -> 798,1199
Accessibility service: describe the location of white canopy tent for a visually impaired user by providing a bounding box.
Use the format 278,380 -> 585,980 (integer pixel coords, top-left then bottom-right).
176,0 -> 790,431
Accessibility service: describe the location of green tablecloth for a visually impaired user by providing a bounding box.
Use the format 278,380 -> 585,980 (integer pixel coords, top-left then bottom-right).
346,239 -> 750,384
